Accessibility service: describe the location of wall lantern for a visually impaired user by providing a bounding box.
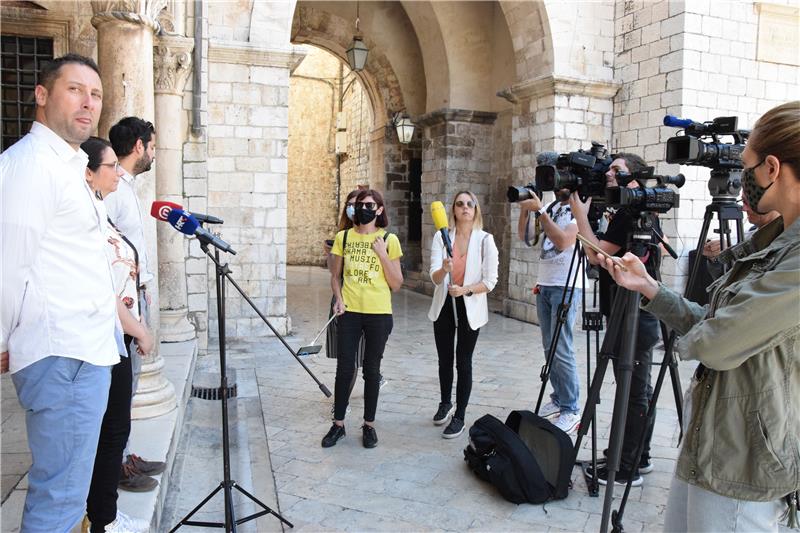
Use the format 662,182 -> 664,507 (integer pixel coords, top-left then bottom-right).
392,112 -> 415,144
346,2 -> 368,71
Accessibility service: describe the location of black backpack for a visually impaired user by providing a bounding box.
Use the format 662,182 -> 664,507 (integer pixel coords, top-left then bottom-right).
463,410 -> 573,504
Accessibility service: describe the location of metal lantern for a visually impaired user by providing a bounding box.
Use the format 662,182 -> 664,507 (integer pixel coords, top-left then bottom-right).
346,36 -> 369,71
394,115 -> 415,144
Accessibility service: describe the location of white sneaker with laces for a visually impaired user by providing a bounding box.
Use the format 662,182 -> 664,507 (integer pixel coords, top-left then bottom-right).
553,411 -> 581,434
538,401 -> 561,419
104,510 -> 149,533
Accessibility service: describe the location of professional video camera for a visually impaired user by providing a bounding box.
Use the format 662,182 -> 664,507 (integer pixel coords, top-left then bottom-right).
506,142 -> 613,203
605,166 -> 685,214
664,115 -> 749,199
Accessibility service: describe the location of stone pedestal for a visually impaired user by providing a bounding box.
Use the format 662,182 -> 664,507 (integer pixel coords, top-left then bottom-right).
92,0 -> 176,419
154,35 -> 195,343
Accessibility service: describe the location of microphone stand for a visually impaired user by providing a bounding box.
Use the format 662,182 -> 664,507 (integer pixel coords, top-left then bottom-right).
172,232 -> 331,532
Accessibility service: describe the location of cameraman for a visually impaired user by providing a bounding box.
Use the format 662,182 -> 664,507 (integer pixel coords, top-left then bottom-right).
569,153 -> 661,487
517,189 -> 582,433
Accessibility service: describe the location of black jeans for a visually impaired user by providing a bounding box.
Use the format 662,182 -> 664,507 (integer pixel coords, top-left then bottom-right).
334,312 -> 393,422
433,295 -> 481,420
608,309 -> 660,473
87,335 -> 133,530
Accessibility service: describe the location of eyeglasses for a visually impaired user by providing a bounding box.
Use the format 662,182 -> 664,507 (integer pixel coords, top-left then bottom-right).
455,200 -> 475,208
98,161 -> 121,172
356,201 -> 378,210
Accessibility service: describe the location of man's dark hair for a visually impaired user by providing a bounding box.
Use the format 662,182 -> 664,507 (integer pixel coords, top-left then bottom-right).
109,117 -> 156,157
38,53 -> 100,91
613,153 -> 648,174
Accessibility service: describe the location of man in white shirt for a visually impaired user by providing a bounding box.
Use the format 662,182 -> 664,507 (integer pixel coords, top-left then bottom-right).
517,189 -> 583,434
105,116 -> 167,490
0,54 -> 121,533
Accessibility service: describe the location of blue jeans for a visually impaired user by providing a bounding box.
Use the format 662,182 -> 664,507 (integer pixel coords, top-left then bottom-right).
537,285 -> 581,414
12,356 -> 112,533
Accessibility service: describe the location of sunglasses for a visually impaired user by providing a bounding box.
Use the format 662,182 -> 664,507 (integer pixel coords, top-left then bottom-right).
356,201 -> 378,210
98,161 -> 121,172
455,200 -> 475,208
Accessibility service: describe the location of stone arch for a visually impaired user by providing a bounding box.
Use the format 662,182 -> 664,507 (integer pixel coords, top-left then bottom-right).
499,0 -> 555,83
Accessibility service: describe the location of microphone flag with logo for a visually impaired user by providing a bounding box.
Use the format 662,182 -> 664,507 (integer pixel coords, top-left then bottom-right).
430,201 -> 453,258
166,208 -> 236,254
151,200 -> 224,225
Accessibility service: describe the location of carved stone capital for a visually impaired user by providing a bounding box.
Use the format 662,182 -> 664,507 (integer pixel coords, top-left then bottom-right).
153,35 -> 193,95
90,0 -> 167,33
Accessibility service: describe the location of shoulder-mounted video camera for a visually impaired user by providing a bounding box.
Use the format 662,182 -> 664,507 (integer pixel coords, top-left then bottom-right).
606,166 -> 685,214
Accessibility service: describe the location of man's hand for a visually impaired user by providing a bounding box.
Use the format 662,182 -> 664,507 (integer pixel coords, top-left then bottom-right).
136,329 -> 154,356
518,197 -> 542,212
569,192 -> 591,221
1,351 -> 8,374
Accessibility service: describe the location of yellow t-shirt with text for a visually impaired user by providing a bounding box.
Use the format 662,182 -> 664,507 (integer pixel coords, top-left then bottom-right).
331,228 -> 403,314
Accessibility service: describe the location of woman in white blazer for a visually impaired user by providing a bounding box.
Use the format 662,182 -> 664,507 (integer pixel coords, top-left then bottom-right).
428,191 -> 499,438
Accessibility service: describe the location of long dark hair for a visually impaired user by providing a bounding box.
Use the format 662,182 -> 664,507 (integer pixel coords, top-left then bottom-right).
81,136 -> 113,171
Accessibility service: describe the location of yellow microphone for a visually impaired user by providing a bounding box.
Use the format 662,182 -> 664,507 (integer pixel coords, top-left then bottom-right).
430,201 -> 453,257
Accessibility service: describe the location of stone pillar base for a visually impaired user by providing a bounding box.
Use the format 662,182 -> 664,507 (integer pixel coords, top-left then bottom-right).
131,356 -> 177,420
160,308 -> 196,342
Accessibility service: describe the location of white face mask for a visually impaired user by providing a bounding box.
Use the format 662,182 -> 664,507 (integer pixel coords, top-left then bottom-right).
345,204 -> 356,221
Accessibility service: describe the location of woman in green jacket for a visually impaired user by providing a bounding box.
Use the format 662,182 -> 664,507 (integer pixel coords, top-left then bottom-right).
598,101 -> 799,532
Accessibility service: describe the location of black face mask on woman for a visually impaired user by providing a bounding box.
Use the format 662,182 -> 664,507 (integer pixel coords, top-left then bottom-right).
355,205 -> 377,225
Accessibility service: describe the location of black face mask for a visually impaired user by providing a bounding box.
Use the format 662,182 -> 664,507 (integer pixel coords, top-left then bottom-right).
355,205 -> 377,225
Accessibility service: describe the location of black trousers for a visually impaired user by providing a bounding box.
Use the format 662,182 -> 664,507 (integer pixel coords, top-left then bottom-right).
86,335 -> 133,530
433,295 -> 481,420
334,312 -> 393,422
609,309 -> 660,474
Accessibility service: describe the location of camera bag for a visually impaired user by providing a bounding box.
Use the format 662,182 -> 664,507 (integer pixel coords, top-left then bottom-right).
463,410 -> 573,504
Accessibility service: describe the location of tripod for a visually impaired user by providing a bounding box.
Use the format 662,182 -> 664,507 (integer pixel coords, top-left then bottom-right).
171,244 -> 331,532
603,197 -> 743,532
570,214 -> 683,533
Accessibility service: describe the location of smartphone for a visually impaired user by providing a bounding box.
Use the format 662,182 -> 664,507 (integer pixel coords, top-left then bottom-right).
576,233 -> 628,272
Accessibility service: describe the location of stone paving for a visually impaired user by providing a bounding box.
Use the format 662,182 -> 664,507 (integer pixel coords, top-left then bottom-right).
163,265 -> 691,532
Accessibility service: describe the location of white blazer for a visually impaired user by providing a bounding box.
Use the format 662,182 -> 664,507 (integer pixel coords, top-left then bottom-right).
428,228 -> 499,330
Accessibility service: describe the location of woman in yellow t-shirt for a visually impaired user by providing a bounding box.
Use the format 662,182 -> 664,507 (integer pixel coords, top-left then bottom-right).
323,189 -> 403,449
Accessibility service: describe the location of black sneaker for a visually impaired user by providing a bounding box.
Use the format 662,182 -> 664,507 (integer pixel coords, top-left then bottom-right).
598,452 -> 654,475
362,424 -> 378,448
442,416 -> 465,439
432,402 -> 455,426
586,464 -> 643,487
321,423 -> 346,448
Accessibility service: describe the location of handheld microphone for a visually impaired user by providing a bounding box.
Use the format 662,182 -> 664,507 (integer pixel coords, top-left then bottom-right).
166,208 -> 236,255
430,201 -> 453,258
150,200 -> 224,225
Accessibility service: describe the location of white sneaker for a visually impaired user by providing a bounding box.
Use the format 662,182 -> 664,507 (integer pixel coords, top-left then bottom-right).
538,401 -> 561,419
104,511 -> 149,533
553,412 -> 581,434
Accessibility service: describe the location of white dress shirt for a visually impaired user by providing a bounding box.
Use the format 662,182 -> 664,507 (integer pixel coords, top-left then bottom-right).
104,169 -> 153,285
0,122 -> 120,372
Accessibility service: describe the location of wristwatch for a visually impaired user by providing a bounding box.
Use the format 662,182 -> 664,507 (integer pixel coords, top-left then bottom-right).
466,288 -> 474,297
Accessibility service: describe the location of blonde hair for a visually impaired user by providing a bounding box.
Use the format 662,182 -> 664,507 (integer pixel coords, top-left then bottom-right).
449,190 -> 483,230
749,101 -> 800,176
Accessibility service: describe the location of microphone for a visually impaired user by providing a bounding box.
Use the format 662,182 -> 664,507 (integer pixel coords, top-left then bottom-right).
536,151 -> 559,166
166,208 -> 236,255
430,201 -> 453,258
150,200 -> 224,225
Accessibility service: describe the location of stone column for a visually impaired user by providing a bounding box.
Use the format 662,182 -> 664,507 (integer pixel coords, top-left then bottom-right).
154,35 -> 195,343
416,109 -> 497,295
92,0 -> 176,419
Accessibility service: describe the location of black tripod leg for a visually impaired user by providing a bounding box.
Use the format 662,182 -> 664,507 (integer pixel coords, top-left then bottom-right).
600,289 -> 640,533
233,483 -> 295,527
169,483 -> 225,532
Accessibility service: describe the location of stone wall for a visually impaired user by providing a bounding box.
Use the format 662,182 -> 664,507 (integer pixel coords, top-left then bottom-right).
287,47 -> 374,266
611,0 -> 800,290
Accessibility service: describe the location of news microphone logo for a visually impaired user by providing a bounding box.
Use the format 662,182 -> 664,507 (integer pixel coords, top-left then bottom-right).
174,215 -> 187,231
158,204 -> 172,220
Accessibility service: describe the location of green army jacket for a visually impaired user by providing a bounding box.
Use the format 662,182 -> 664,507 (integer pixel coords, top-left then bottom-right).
644,216 -> 800,501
